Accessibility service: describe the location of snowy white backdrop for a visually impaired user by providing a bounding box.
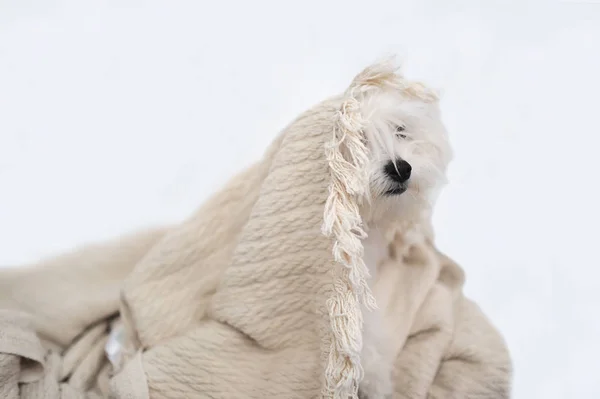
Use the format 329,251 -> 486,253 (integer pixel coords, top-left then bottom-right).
1,0 -> 599,397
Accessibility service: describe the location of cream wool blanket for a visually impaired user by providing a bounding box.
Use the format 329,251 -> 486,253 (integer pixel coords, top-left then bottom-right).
0,62 -> 512,399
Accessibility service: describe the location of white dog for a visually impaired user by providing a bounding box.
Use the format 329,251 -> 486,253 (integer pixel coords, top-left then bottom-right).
357,88 -> 453,399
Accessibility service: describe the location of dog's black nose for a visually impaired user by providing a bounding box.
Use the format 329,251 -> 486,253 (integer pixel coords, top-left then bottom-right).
384,159 -> 412,183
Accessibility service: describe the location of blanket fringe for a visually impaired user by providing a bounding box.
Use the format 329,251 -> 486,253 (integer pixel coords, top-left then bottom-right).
321,59 -> 394,399
321,57 -> 440,399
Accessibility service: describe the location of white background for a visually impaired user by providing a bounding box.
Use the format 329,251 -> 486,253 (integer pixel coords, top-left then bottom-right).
1,1 -> 599,397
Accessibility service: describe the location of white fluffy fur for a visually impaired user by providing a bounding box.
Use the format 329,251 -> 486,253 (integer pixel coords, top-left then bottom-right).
357,80 -> 453,398
360,89 -> 452,228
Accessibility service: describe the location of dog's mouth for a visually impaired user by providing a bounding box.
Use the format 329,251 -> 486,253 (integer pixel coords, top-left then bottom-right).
384,183 -> 408,196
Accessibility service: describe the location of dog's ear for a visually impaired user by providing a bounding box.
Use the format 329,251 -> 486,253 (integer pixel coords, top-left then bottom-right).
347,56 -> 401,93
403,81 -> 439,102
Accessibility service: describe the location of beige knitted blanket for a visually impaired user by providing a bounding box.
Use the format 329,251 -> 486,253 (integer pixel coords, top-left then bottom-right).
0,61 -> 511,399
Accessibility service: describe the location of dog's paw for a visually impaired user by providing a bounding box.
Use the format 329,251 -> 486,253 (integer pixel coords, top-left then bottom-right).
357,383 -> 393,399
359,342 -> 394,399
357,387 -> 393,399
358,367 -> 394,399
357,388 -> 370,399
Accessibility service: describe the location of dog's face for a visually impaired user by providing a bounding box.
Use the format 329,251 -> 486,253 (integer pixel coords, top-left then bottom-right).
360,90 -> 452,227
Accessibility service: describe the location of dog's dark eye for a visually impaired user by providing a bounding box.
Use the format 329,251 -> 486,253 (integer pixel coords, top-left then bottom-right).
395,124 -> 407,139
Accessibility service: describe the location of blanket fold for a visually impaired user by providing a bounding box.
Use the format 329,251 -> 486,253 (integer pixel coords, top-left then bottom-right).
0,60 -> 511,399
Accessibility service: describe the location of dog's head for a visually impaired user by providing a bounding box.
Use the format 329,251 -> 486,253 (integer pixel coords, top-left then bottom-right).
359,88 -> 452,227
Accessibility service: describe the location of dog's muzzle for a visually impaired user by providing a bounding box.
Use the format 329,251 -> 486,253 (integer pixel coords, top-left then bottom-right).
383,159 -> 411,195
